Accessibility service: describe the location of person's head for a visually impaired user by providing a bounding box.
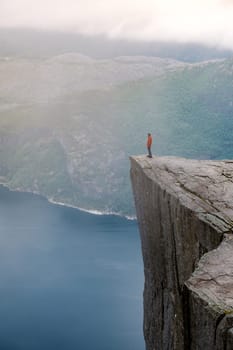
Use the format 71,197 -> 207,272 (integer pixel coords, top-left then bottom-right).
148,133 -> 151,137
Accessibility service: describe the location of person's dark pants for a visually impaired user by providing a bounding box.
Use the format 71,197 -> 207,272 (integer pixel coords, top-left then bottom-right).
147,147 -> 152,158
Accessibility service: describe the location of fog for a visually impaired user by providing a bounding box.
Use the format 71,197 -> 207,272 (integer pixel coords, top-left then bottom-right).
1,0 -> 233,50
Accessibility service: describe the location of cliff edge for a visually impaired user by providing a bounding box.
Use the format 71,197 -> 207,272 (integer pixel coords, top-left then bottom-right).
130,156 -> 233,350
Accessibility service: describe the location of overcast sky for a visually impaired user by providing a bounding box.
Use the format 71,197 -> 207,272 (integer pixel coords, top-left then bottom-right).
1,0 -> 233,50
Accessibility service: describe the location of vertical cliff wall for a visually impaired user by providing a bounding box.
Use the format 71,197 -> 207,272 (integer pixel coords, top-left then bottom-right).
130,156 -> 233,350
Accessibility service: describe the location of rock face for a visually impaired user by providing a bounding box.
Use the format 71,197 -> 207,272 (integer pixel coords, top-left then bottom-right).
130,156 -> 233,350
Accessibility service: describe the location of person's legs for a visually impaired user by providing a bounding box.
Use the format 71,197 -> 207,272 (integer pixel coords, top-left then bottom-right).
147,147 -> 152,158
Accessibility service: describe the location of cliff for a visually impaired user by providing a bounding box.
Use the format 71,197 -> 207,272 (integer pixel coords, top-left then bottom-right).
130,155 -> 233,350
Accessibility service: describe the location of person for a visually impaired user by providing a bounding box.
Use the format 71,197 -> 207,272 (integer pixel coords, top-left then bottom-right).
147,133 -> 152,158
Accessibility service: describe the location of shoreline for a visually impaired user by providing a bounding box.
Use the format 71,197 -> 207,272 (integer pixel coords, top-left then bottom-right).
48,198 -> 136,220
0,182 -> 136,221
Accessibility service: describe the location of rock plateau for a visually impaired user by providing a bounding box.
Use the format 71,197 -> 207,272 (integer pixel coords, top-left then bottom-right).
130,156 -> 233,350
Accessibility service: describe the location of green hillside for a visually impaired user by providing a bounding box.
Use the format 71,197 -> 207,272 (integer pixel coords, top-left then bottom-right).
0,56 -> 232,215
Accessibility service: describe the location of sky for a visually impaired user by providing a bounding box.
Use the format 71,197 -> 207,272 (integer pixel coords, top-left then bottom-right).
1,0 -> 233,50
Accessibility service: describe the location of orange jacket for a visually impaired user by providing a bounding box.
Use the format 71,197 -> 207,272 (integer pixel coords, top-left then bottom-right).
147,135 -> 152,148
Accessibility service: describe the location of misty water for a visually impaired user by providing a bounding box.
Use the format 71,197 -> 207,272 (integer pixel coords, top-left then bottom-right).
0,186 -> 144,350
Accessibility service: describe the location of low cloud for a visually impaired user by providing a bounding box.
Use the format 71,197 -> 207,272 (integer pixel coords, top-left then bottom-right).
1,0 -> 233,50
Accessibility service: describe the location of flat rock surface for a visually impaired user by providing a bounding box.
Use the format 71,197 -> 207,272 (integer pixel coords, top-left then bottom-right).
131,155 -> 233,233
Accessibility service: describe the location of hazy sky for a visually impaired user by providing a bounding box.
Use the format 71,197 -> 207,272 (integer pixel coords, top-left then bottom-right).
1,0 -> 233,49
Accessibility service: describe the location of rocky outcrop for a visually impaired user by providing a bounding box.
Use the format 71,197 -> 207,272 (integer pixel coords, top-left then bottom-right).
130,156 -> 233,350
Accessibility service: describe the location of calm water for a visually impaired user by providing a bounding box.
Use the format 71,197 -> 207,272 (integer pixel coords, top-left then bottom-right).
0,186 -> 144,350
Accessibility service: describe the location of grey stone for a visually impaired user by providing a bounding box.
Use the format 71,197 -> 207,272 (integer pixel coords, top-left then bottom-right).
130,155 -> 233,350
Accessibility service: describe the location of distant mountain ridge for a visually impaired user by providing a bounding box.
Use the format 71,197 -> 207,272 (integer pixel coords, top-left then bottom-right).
1,28 -> 233,62
0,54 -> 186,104
0,54 -> 232,215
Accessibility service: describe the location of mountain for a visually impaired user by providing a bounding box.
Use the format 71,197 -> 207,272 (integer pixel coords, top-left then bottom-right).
0,54 -> 233,215
0,54 -> 185,102
1,28 -> 233,62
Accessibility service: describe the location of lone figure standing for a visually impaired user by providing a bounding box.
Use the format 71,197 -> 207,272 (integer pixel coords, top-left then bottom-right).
147,133 -> 153,158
